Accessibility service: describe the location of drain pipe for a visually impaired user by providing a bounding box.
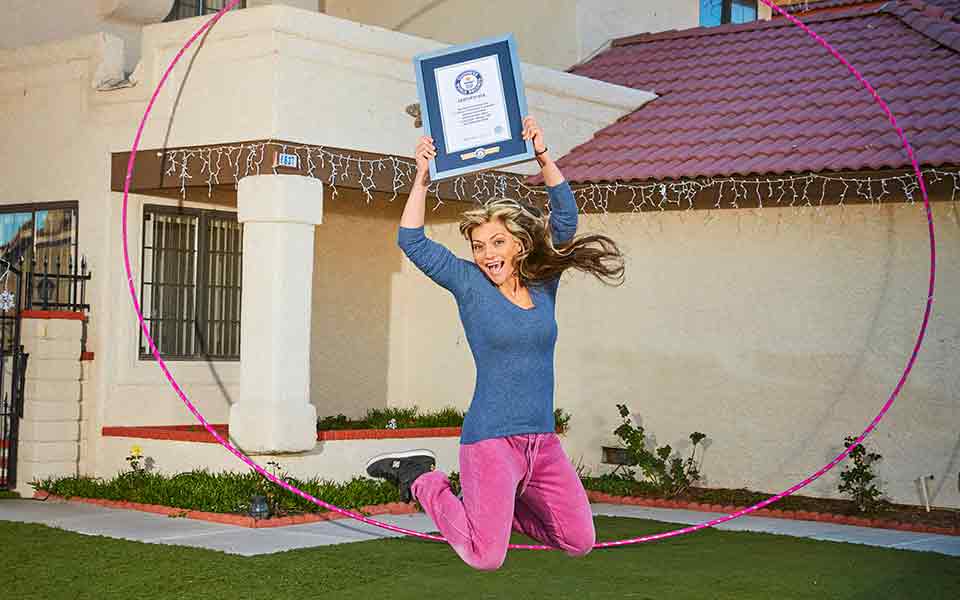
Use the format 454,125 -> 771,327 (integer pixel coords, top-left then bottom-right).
918,474 -> 934,513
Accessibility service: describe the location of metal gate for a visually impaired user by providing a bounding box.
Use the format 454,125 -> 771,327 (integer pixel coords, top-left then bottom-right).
0,259 -> 27,491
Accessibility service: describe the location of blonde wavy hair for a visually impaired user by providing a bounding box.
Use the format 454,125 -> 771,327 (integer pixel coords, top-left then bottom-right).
459,198 -> 625,286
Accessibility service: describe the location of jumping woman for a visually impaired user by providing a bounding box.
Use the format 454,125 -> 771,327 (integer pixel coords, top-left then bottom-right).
365,116 -> 625,570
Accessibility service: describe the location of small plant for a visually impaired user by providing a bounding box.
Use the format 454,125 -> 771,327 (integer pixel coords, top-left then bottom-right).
838,435 -> 885,513
125,445 -> 146,475
448,471 -> 461,497
554,407 -> 572,436
316,413 -> 351,430
612,404 -> 706,498
253,460 -> 290,517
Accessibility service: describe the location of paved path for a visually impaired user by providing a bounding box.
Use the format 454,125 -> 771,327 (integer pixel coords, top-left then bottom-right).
1,498 -> 957,557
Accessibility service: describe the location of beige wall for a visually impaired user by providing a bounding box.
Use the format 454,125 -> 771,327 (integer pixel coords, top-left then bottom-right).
2,0 -> 773,83
99,433 -> 460,480
309,193 -> 405,418
248,0 -> 322,10
0,5 -> 645,478
576,0 -> 698,62
1,0 -> 174,72
323,0 -> 770,70
4,3 -> 956,510
392,199 -> 960,508
324,0 -> 704,70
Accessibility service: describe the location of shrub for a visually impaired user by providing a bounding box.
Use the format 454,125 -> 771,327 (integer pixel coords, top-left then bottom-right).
612,403 -> 706,498
838,435 -> 885,513
32,468 -> 400,516
317,406 -> 465,431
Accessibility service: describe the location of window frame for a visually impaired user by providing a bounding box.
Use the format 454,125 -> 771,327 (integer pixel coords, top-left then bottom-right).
724,0 -> 759,25
0,201 -> 81,308
164,0 -> 247,22
701,0 -> 759,26
139,204 -> 243,362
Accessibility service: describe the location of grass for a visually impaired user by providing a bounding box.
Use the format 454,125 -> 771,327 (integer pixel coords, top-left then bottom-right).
1,516 -> 957,599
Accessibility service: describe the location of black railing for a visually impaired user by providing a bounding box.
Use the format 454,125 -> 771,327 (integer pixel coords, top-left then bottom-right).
24,256 -> 92,313
0,259 -> 26,490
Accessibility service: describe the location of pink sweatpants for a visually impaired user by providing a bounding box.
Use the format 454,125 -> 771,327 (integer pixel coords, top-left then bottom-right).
411,433 -> 595,571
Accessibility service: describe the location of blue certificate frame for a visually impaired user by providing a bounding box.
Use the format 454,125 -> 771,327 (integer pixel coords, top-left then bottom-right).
414,34 -> 534,181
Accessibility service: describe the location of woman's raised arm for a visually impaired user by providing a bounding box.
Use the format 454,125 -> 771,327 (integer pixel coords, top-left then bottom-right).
398,136 -> 472,295
400,136 -> 435,229
523,116 -> 576,243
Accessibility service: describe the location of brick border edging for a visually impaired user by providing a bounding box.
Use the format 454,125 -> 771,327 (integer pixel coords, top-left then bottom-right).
32,491 -> 419,528
586,490 -> 960,536
102,425 -> 229,444
21,310 -> 85,320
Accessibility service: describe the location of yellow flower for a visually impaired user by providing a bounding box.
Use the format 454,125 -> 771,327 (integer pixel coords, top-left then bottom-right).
130,445 -> 143,456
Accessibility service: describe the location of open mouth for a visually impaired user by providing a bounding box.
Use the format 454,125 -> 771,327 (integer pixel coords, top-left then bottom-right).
485,260 -> 505,276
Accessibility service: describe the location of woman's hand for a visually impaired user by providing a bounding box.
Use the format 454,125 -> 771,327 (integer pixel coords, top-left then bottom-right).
523,115 -> 563,185
415,136 -> 435,185
522,116 -> 546,154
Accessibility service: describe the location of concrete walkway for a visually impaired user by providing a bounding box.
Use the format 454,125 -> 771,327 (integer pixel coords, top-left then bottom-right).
1,498 -> 958,557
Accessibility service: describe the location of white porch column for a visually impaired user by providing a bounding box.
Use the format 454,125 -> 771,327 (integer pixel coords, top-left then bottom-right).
230,175 -> 322,453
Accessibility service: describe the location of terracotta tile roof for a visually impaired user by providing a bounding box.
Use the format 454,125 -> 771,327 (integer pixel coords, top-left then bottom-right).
780,0 -> 960,20
548,1 -> 960,184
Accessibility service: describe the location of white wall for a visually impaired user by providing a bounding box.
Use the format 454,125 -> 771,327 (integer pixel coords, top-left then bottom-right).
248,0 -> 322,10
99,433 -> 461,480
324,0 -> 705,70
0,5 -> 647,480
309,194 -> 404,418
6,3 -> 954,512
1,0 -> 174,72
392,199 -> 960,508
576,0 -> 699,62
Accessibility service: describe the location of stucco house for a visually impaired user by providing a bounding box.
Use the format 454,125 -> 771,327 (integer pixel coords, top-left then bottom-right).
1,0 -> 957,512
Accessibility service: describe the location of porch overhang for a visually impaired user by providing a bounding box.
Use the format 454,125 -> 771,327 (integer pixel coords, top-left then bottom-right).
111,139 -> 545,205
112,143 -> 960,213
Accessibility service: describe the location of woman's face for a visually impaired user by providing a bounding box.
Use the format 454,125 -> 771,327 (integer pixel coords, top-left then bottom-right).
470,220 -> 522,286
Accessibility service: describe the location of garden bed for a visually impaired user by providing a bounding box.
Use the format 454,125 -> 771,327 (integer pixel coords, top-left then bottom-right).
29,468 -> 406,527
28,468 -> 959,535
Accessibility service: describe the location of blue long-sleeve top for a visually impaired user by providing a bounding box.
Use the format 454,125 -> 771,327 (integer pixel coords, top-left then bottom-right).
398,181 -> 578,444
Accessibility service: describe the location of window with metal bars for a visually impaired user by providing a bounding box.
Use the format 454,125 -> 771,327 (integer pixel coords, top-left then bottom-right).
164,0 -> 247,22
140,206 -> 243,360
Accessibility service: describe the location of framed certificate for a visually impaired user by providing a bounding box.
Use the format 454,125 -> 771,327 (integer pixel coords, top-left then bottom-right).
414,34 -> 535,181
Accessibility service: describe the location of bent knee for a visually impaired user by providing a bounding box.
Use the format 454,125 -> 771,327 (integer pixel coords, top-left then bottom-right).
563,528 -> 596,557
465,549 -> 507,571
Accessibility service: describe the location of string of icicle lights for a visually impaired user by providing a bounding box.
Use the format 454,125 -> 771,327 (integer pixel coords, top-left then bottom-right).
161,141 -> 960,225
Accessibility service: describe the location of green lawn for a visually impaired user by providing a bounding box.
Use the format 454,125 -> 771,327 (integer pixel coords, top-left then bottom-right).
1,517 -> 957,599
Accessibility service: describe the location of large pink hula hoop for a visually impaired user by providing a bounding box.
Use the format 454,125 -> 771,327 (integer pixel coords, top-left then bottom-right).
121,0 -> 936,550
